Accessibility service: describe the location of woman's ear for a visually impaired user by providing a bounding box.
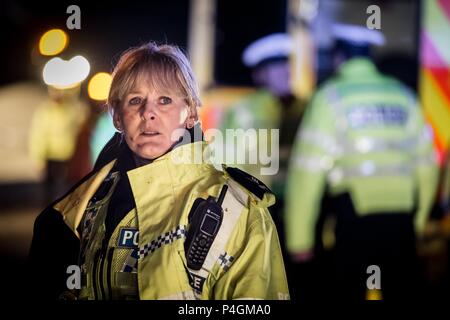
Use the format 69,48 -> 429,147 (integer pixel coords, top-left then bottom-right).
113,112 -> 123,132
185,105 -> 197,129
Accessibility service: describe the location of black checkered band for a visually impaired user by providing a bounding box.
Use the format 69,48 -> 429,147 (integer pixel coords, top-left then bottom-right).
138,225 -> 187,259
218,252 -> 235,272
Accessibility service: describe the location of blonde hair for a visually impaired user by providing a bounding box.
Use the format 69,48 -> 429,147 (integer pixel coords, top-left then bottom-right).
108,42 -> 201,117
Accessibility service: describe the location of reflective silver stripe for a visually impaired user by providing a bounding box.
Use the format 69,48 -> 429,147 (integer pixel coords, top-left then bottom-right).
294,155 -> 334,172
328,162 -> 413,185
347,136 -> 417,153
324,86 -> 422,156
416,153 -> 437,166
298,129 -> 341,155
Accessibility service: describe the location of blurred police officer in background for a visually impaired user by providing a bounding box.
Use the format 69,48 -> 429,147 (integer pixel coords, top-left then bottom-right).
29,85 -> 88,203
220,33 -> 306,259
285,24 -> 439,301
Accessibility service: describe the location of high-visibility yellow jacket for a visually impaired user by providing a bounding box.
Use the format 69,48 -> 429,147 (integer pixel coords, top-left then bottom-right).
29,99 -> 87,166
55,141 -> 289,299
285,58 -> 439,254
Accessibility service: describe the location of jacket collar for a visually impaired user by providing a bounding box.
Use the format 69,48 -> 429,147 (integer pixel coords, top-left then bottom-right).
338,57 -> 378,78
55,141 -> 213,237
126,141 -> 214,189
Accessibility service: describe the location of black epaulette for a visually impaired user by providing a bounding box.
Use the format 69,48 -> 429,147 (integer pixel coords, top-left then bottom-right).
224,166 -> 272,200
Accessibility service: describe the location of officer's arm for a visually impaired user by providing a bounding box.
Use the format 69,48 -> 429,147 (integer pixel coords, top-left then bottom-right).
211,207 -> 290,300
410,103 -> 439,234
28,207 -> 80,299
285,90 -> 335,259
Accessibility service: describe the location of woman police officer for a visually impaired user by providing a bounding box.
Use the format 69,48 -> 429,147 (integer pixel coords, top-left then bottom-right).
29,42 -> 289,300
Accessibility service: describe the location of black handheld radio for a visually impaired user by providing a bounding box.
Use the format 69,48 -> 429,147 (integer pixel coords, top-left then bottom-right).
184,185 -> 228,270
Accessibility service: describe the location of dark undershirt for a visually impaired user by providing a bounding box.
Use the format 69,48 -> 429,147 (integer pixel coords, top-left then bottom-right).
104,144 -> 137,243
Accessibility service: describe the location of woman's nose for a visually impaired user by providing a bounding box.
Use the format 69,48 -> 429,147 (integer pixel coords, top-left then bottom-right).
142,99 -> 156,120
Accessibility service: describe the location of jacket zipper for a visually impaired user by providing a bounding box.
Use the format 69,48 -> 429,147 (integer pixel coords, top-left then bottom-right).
98,250 -> 106,299
106,248 -> 114,299
97,239 -> 108,299
97,240 -> 114,300
92,250 -> 101,299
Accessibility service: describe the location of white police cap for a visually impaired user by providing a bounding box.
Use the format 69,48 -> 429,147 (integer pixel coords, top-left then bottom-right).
242,33 -> 293,68
332,23 -> 386,46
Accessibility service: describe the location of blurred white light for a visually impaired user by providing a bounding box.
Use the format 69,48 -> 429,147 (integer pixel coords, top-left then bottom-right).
332,23 -> 386,46
355,137 -> 374,153
328,168 -> 343,184
43,55 -> 90,88
319,156 -> 333,171
361,161 -> 376,176
299,0 -> 318,23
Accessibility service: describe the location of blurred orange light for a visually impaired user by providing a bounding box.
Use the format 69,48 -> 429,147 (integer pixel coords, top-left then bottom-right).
39,29 -> 68,56
88,72 -> 112,101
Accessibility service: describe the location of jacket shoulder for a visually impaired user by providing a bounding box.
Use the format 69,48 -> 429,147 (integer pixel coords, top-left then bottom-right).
222,165 -> 275,209
224,166 -> 271,199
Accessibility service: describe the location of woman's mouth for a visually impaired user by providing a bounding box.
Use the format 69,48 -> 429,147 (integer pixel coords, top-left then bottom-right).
141,131 -> 160,137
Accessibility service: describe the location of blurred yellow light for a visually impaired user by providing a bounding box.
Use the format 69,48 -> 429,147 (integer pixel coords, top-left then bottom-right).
43,55 -> 90,88
88,72 -> 112,101
366,289 -> 383,300
39,29 -> 68,56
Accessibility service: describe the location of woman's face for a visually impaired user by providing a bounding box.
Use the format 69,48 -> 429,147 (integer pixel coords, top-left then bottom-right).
114,76 -> 192,160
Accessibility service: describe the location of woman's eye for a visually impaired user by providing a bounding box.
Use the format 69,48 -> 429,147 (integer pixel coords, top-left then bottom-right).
159,96 -> 172,105
129,97 -> 143,105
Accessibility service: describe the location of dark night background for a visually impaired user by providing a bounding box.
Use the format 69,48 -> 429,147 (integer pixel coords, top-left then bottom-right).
0,0 -> 288,87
